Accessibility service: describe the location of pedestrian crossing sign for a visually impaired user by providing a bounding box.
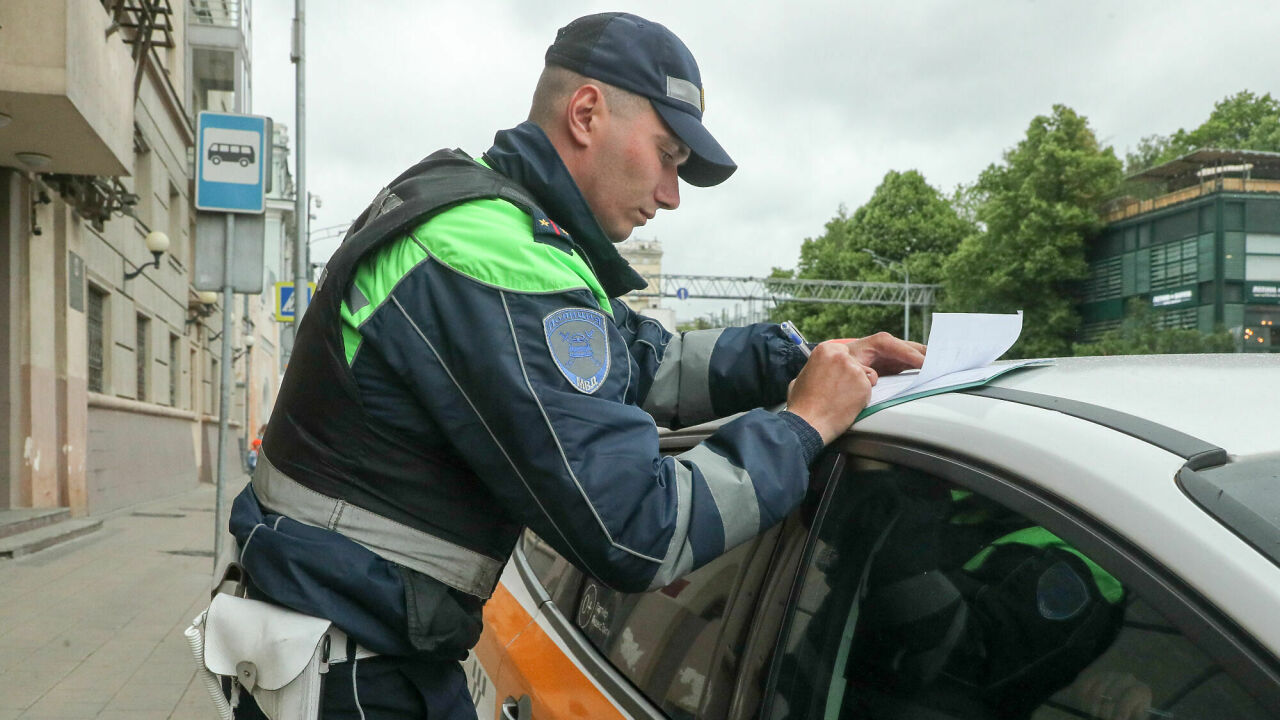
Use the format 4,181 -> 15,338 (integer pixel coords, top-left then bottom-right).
275,281 -> 316,321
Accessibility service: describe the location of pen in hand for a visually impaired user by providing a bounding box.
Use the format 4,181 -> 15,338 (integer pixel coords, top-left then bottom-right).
779,321 -> 811,357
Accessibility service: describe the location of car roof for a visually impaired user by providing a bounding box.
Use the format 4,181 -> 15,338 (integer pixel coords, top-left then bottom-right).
662,353 -> 1279,459
978,353 -> 1279,458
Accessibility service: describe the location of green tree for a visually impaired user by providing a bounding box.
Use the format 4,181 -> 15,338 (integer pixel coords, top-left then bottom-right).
942,105 -> 1122,358
770,170 -> 972,341
1074,299 -> 1235,355
1124,134 -> 1174,175
1129,91 -> 1280,173
676,316 -> 715,333
1169,90 -> 1280,156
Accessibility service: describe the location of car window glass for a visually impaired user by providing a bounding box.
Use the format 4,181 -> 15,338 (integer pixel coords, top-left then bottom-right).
576,529 -> 775,720
518,529 -> 583,611
768,457 -> 1272,720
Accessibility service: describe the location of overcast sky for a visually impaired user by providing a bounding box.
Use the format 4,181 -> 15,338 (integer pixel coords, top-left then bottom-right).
250,1 -> 1280,320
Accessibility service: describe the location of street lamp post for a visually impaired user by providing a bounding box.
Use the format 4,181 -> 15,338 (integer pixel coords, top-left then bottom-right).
291,0 -> 308,326
903,263 -> 910,343
862,248 -> 911,342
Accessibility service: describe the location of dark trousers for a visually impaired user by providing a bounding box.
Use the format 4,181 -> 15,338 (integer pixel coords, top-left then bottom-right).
233,655 -> 477,720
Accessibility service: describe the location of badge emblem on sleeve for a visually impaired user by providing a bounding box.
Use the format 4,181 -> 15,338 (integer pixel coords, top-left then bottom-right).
543,308 -> 610,394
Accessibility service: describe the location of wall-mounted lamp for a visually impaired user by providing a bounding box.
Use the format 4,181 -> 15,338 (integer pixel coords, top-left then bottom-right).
0,113 -> 13,129
232,334 -> 255,362
186,290 -> 219,326
124,230 -> 170,280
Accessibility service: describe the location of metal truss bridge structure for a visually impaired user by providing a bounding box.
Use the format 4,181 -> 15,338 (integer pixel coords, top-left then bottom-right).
630,274 -> 941,307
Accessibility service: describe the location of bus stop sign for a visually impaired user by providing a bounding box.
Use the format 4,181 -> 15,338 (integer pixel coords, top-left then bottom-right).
196,111 -> 270,214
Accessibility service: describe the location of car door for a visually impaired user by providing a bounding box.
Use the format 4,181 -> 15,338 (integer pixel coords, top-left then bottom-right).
756,437 -> 1280,720
481,429 -> 804,720
465,554 -> 541,720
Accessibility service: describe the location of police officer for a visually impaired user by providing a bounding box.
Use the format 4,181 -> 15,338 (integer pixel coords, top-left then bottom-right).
228,12 -> 925,719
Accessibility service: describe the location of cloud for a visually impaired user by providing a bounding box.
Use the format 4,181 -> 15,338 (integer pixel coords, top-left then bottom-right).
253,0 -> 1280,317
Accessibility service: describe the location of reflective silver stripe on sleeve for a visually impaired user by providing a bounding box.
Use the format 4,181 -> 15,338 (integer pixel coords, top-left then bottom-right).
642,333 -> 681,427
252,454 -> 504,599
666,76 -> 702,111
677,328 -> 722,426
646,456 -> 696,590
678,444 -> 762,551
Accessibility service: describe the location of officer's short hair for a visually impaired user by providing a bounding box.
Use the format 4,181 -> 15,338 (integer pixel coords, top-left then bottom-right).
528,65 -> 648,129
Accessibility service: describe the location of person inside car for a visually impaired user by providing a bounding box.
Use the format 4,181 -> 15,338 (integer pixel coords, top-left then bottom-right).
782,468 -> 1129,720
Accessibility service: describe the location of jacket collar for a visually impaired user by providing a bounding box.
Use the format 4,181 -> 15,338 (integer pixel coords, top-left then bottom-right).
483,121 -> 646,298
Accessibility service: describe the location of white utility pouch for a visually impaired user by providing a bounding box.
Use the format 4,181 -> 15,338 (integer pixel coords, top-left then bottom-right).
187,593 -> 333,720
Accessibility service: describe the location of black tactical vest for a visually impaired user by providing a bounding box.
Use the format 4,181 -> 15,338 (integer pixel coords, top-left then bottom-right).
261,149 -> 547,566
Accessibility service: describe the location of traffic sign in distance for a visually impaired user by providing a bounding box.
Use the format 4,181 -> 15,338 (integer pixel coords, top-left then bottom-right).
275,281 -> 316,321
676,287 -> 690,300
196,112 -> 270,214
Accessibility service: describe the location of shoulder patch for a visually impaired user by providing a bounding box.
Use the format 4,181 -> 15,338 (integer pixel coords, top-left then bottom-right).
532,209 -> 574,255
532,209 -> 572,241
544,308 -> 610,394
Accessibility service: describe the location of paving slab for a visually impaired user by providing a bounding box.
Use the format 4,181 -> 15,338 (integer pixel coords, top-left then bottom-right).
0,478 -> 248,720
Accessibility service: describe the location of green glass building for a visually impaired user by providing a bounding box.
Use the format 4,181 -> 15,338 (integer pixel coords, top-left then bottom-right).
1082,149 -> 1280,352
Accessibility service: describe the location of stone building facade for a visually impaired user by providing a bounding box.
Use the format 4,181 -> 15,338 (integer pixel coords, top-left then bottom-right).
0,0 -> 282,516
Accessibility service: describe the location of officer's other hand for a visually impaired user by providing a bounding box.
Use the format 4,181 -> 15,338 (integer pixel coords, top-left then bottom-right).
829,332 -> 926,376
786,342 -> 876,445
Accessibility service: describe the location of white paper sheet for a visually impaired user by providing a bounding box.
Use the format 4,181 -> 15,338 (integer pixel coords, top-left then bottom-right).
866,312 -> 1031,408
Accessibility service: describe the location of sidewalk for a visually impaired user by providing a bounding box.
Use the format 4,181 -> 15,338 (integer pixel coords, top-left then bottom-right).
0,479 -> 249,720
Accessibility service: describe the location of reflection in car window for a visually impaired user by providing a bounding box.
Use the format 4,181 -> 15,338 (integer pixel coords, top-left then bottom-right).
575,531 -> 775,720
769,458 -> 1270,720
519,529 -> 583,611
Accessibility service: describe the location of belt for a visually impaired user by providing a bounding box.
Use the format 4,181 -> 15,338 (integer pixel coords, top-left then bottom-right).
252,453 -> 504,599
325,625 -> 379,665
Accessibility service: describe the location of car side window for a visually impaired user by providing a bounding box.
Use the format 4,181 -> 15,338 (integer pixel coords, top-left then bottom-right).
768,457 -> 1272,720
574,526 -> 780,720
518,529 -> 583,611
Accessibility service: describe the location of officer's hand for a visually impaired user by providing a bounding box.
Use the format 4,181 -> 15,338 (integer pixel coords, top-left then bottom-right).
830,332 -> 926,376
786,342 -> 876,445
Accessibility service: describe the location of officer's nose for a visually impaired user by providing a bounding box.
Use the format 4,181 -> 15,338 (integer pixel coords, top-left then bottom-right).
656,166 -> 680,211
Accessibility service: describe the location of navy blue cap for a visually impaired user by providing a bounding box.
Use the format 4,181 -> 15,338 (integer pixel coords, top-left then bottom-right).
545,12 -> 737,187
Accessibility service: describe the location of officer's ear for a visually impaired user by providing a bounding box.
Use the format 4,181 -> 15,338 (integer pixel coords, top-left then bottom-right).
565,83 -> 607,149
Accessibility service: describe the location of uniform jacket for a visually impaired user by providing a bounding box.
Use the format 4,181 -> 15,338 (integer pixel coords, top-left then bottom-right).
231,121 -> 819,658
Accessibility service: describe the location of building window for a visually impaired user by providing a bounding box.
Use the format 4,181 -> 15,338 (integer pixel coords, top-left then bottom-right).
133,130 -> 153,227
136,314 -> 150,402
168,181 -> 185,268
192,48 -> 237,115
1154,307 -> 1197,331
87,287 -> 107,393
1149,237 -> 1198,291
1245,234 -> 1280,281
1084,257 -> 1121,302
169,334 -> 181,407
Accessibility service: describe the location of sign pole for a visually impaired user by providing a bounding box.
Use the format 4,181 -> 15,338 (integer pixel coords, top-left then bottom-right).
194,110 -> 267,574
214,212 -> 235,570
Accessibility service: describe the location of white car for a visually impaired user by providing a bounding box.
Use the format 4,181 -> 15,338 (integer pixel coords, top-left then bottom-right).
466,354 -> 1280,720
